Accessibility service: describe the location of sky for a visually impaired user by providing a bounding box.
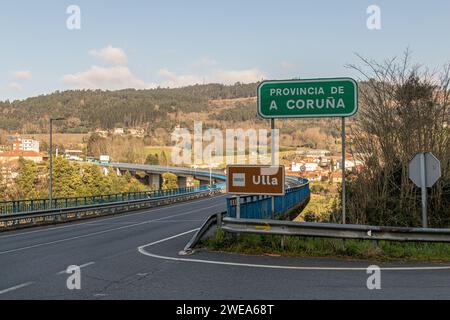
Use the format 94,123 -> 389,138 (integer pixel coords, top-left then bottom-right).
0,0 -> 449,101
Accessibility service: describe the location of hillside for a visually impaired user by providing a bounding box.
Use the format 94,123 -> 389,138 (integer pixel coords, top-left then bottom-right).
0,83 -> 258,134
0,82 -> 354,152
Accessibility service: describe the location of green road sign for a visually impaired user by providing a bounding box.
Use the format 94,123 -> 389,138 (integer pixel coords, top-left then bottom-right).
257,78 -> 358,118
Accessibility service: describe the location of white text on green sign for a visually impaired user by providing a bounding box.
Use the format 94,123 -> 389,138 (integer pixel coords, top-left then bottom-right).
257,78 -> 358,118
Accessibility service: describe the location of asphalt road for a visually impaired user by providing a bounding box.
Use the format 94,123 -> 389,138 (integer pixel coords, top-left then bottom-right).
1,194 -> 450,300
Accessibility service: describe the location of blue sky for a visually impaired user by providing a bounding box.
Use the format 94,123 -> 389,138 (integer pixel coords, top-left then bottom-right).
1,0 -> 449,101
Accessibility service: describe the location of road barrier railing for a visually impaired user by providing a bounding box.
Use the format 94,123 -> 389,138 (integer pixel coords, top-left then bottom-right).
0,185 -> 222,216
181,211 -> 227,255
221,217 -> 450,243
226,177 -> 310,219
0,187 -> 222,231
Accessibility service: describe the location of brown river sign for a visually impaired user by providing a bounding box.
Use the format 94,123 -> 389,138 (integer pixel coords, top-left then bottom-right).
226,165 -> 285,196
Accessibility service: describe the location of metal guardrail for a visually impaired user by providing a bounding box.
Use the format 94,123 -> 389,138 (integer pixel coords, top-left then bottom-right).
0,188 -> 222,231
221,217 -> 450,243
0,185 -> 222,216
226,177 -> 310,219
181,211 -> 227,255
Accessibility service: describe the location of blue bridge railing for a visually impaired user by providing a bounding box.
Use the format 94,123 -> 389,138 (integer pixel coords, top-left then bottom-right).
0,184 -> 221,216
226,177 -> 310,220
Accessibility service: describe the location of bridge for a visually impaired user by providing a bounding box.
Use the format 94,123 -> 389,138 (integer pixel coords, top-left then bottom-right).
101,163 -> 226,189
0,164 -> 449,299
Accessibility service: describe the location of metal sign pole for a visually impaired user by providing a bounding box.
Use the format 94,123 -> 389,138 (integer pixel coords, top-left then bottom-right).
236,196 -> 241,219
341,117 -> 346,224
271,118 -> 275,219
420,153 -> 428,228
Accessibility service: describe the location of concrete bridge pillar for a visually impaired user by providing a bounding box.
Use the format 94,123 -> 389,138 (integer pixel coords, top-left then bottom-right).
147,173 -> 163,190
177,176 -> 187,189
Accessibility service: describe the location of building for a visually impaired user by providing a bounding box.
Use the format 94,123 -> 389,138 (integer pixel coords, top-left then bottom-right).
113,128 -> 124,135
12,138 -> 40,153
291,162 -> 303,172
0,164 -> 18,187
128,128 -> 145,137
336,159 -> 364,171
296,148 -> 331,158
64,149 -> 84,161
290,161 -> 320,172
0,151 -> 43,163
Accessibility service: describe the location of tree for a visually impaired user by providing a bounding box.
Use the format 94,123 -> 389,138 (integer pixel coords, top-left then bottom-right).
161,172 -> 178,190
15,158 -> 39,199
334,51 -> 450,227
145,153 -> 159,165
81,164 -> 111,195
50,157 -> 83,198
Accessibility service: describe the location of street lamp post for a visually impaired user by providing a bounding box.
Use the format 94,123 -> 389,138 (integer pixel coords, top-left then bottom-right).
209,167 -> 212,188
49,117 -> 65,208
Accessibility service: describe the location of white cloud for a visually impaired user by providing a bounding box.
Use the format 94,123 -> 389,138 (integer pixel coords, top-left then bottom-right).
158,68 -> 204,87
12,70 -> 32,80
9,82 -> 23,91
89,46 -> 127,65
158,68 -> 266,87
213,68 -> 266,84
63,65 -> 154,90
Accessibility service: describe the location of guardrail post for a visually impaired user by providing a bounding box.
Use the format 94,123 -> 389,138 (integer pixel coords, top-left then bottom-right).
216,212 -> 222,230
236,196 -> 241,219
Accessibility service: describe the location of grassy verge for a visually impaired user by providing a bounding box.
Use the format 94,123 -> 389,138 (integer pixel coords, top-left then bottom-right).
201,229 -> 450,262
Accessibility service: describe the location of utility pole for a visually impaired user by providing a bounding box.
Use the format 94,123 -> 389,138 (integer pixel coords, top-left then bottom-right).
49,117 -> 65,209
209,166 -> 212,190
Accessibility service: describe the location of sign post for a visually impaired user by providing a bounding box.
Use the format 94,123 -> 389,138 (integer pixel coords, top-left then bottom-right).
257,78 -> 358,224
409,152 -> 441,228
341,117 -> 346,224
271,118 -> 276,219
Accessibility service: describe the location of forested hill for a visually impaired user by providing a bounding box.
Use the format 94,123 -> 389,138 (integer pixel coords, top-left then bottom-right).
0,82 -> 258,133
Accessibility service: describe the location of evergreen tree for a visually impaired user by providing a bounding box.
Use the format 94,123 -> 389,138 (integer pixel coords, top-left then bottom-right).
15,158 -> 39,199
50,157 -> 83,198
81,164 -> 111,195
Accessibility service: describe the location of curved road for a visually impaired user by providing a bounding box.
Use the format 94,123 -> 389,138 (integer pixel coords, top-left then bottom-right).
0,195 -> 449,299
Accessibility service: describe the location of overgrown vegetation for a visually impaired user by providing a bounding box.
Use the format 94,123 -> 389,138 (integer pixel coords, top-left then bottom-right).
331,51 -> 450,227
297,182 -> 338,223
204,229 -> 450,262
161,172 -> 178,190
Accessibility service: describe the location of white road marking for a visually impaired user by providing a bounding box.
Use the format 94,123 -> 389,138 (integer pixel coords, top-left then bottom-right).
138,230 -> 450,272
0,194 -> 226,239
0,282 -> 33,295
84,219 -> 204,225
0,203 -> 224,255
57,261 -> 95,275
